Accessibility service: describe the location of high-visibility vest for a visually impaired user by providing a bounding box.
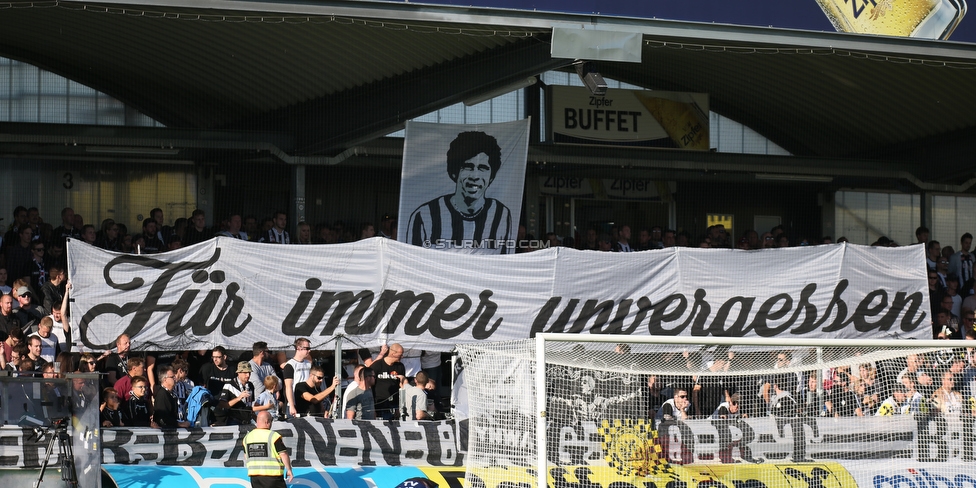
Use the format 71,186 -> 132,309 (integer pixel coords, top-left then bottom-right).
242,428 -> 283,477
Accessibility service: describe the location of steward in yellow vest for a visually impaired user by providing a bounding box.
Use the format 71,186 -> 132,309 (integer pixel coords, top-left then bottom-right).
242,411 -> 293,488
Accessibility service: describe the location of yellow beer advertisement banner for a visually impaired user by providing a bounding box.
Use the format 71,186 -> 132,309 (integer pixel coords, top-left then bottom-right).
548,86 -> 710,151
816,0 -> 967,40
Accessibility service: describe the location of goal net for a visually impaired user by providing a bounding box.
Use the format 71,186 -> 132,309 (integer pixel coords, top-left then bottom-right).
455,335 -> 976,488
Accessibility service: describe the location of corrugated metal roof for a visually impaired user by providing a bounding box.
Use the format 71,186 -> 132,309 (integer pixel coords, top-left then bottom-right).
0,2 -> 544,128
1,0 -> 975,178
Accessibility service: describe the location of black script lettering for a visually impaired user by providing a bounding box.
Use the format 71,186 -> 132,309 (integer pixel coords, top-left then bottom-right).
178,272 -> 250,337
79,249 -> 251,349
380,290 -> 436,335
898,291 -> 927,333
534,280 -> 921,340
750,293 -> 793,337
647,294 -> 689,335
165,270 -> 210,336
320,291 -> 376,336
470,290 -> 503,339
852,289 -> 887,332
159,429 -> 208,465
220,282 -> 251,335
704,296 -> 755,337
786,283 -> 821,334
859,291 -> 926,333
532,298 -> 580,335
599,299 -> 634,334
622,297 -> 654,335
282,278 -> 322,335
568,299 -> 615,334
816,280 -> 851,332
685,289 -> 711,336
423,293 -> 473,339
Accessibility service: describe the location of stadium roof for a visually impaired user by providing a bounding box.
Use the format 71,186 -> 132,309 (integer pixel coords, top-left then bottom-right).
2,0 -> 976,186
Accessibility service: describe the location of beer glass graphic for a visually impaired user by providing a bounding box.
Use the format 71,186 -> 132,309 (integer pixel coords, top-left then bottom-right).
816,0 -> 967,40
634,92 -> 710,151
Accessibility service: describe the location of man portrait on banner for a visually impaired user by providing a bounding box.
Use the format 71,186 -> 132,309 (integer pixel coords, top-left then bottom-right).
407,131 -> 513,254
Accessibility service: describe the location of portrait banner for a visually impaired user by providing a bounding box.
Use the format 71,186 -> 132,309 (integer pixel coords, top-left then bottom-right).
398,120 -> 529,255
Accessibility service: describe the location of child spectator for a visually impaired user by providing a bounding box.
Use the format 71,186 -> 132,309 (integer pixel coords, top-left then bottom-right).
253,375 -> 281,420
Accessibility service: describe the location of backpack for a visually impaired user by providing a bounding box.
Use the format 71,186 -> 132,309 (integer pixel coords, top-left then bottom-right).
186,386 -> 214,427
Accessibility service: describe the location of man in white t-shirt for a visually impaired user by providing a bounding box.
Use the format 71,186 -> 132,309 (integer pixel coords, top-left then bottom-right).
49,305 -> 69,354
35,317 -> 60,364
283,338 -> 312,418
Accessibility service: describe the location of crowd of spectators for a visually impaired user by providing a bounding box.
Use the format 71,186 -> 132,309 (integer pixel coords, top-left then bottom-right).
534,223 -> 843,252
0,202 -> 970,431
637,346 -> 976,428
3,324 -> 444,429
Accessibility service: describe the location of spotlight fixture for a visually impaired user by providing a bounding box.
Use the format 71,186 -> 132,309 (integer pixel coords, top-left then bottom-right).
574,61 -> 607,96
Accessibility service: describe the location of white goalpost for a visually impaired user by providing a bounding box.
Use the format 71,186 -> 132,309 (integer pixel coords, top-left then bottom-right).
456,334 -> 976,488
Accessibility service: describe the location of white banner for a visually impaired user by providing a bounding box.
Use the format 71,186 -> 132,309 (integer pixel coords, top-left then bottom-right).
399,120 -> 529,254
67,238 -> 930,352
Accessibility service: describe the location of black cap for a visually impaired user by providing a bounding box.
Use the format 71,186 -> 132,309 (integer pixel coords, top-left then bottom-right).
394,478 -> 439,488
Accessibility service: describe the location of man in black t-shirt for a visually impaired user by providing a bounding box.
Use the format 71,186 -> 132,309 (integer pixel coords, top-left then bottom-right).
293,365 -> 339,417
825,372 -> 862,417
370,343 -> 406,420
199,346 -> 236,397
0,294 -> 22,338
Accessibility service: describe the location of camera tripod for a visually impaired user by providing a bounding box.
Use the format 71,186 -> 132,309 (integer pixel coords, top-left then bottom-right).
33,419 -> 76,488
